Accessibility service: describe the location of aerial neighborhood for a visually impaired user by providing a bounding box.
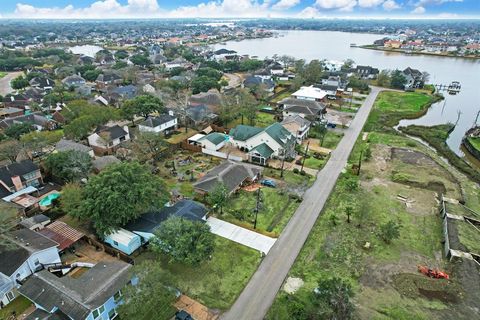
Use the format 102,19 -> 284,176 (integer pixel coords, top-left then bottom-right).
0,15 -> 479,320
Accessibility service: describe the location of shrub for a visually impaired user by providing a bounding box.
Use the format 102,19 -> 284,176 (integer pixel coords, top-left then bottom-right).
293,168 -> 299,174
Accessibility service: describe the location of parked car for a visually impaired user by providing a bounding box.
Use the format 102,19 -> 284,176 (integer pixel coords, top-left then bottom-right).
326,122 -> 337,128
175,310 -> 193,320
260,179 -> 276,188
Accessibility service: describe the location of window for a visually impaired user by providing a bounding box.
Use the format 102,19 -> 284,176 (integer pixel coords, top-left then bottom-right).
119,136 -> 126,142
113,241 -> 119,246
6,291 -> 15,301
114,290 -> 122,303
34,258 -> 40,266
93,306 -> 105,319
108,308 -> 118,320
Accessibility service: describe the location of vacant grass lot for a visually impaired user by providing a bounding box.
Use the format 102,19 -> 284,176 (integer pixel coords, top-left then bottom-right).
136,236 -> 261,311
0,296 -> 32,319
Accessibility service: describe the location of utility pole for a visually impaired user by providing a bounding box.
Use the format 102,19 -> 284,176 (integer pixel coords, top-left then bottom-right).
280,149 -> 286,178
253,187 -> 261,229
300,141 -> 310,172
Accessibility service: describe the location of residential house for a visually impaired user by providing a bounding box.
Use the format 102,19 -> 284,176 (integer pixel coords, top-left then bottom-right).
189,89 -> 222,109
193,161 -> 263,195
212,49 -> 237,61
62,75 -> 86,88
37,221 -> 84,252
269,62 -> 284,75
29,77 -> 55,92
0,229 -> 60,308
19,260 -> 132,320
0,160 -> 43,195
95,73 -> 122,89
0,112 -> 57,131
55,139 -> 94,157
23,88 -> 45,103
186,104 -> 218,128
110,85 -> 137,100
138,113 -> 178,134
355,65 -> 379,79
278,97 -> 326,121
229,123 -> 296,165
125,199 -> 208,244
197,132 -> 227,151
164,58 -> 189,71
87,125 -> 130,155
402,67 -> 424,89
0,107 -> 23,119
242,75 -> 275,93
3,94 -> 29,110
19,214 -> 51,231
291,86 -> 327,102
74,84 -> 92,96
104,228 -> 142,255
281,115 -> 311,143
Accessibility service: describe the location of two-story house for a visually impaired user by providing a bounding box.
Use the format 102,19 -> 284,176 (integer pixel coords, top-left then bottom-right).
278,97 -> 326,122
229,123 -> 296,165
0,160 -> 43,195
19,260 -> 132,320
281,115 -> 311,143
0,229 -> 60,308
291,86 -> 327,102
138,113 -> 178,135
88,125 -> 130,155
62,75 -> 87,88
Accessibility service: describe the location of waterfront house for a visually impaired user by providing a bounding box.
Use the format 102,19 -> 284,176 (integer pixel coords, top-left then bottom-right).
19,260 -> 132,320
402,67 -> 424,89
87,125 -> 130,155
355,65 -> 379,79
0,229 -> 60,308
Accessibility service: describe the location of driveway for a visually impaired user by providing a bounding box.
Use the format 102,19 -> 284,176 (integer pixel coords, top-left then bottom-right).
0,71 -> 23,95
223,73 -> 243,90
221,87 -> 384,320
207,217 -> 276,254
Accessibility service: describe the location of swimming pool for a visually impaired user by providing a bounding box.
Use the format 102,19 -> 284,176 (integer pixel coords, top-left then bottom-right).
39,192 -> 60,206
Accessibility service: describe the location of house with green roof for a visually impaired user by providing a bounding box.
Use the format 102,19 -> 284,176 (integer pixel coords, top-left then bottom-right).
198,132 -> 228,151
229,123 -> 295,165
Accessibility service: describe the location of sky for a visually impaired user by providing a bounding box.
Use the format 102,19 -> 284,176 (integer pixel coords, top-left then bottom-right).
0,0 -> 478,19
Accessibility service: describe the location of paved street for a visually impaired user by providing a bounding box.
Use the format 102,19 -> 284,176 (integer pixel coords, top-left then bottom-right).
0,71 -> 23,96
221,87 -> 383,320
207,217 -> 276,254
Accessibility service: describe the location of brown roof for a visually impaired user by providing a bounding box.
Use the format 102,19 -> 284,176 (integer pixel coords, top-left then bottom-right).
38,221 -> 84,251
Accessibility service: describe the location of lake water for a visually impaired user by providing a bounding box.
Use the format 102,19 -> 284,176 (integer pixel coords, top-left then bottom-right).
214,30 -> 480,157
69,45 -> 103,57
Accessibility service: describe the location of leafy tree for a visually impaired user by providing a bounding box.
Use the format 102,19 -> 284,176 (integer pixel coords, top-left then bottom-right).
130,131 -> 168,163
390,69 -> 407,89
117,262 -> 176,319
279,55 -> 296,69
376,70 -> 391,87
11,75 -> 29,89
343,202 -> 356,224
207,183 -> 229,214
121,95 -> 165,119
83,69 -> 101,82
44,150 -> 92,182
191,76 -> 220,94
347,75 -> 369,92
329,212 -> 339,226
0,139 -> 25,163
4,122 -> 34,139
151,216 -> 215,265
196,67 -> 222,81
130,54 -> 151,67
59,183 -> 84,217
20,130 -> 63,157
114,50 -> 129,60
315,277 -> 355,319
239,59 -> 263,72
71,162 -> 168,236
112,61 -> 128,70
378,220 -> 401,244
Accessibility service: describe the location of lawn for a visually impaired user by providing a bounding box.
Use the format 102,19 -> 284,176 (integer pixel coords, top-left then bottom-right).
322,130 -> 344,149
263,167 -> 315,189
166,129 -> 199,144
0,71 -> 7,79
135,236 -> 261,311
227,111 -> 276,129
455,219 -> 480,254
467,137 -> 480,152
222,188 -> 301,236
0,296 -> 32,319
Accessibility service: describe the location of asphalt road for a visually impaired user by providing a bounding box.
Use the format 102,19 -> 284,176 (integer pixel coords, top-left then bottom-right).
0,71 -> 23,96
221,86 -> 383,320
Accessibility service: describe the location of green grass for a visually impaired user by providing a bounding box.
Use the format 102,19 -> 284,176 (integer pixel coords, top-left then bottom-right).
0,72 -> 7,79
455,220 -> 480,254
222,188 -> 300,236
228,111 -> 276,129
136,236 -> 261,311
166,129 -> 199,144
322,131 -> 344,149
263,167 -> 315,188
467,137 -> 480,152
0,296 -> 32,319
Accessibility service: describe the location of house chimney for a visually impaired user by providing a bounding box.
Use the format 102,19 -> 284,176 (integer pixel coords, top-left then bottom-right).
11,175 -> 23,192
168,110 -> 174,117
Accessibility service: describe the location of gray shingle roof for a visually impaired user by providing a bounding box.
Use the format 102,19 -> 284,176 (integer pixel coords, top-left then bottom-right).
140,115 -> 176,128
56,139 -> 92,154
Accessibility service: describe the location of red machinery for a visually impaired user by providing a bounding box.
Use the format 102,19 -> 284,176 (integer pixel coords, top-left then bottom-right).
417,265 -> 449,280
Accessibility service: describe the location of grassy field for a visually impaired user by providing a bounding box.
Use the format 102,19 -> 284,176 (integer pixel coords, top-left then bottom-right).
322,131 -> 344,149
166,129 -> 199,144
227,111 -> 276,129
467,137 -> 480,151
0,71 -> 7,79
136,236 -> 261,311
222,188 -> 301,236
0,296 -> 32,319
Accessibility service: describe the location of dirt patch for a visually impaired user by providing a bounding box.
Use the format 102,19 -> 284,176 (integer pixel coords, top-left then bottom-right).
418,288 -> 458,304
283,277 -> 304,294
391,147 -> 437,166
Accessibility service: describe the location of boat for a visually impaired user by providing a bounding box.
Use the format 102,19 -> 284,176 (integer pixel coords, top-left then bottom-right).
350,43 -> 357,47
448,81 -> 461,95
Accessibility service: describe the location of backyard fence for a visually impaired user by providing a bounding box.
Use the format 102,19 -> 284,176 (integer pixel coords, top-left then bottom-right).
202,148 -> 243,162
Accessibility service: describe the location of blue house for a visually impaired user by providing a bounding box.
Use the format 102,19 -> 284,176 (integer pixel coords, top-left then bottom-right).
104,228 -> 142,255
125,200 -> 209,244
19,261 -> 133,320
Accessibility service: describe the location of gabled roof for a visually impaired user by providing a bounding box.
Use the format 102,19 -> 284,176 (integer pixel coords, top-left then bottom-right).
125,200 -> 208,234
214,48 -> 237,55
0,160 -> 39,189
193,160 -> 263,194
189,90 -> 222,107
92,156 -> 120,171
264,122 -> 294,148
56,139 -> 92,154
229,125 -> 263,142
198,132 -> 226,146
93,125 -> 128,142
0,112 -> 54,129
281,115 -> 311,128
186,104 -> 217,123
19,261 -> 131,320
249,143 -> 274,159
62,75 -> 85,85
292,86 -> 327,100
140,114 -> 176,128
279,97 -> 325,116
403,67 -> 423,78
37,221 -> 84,251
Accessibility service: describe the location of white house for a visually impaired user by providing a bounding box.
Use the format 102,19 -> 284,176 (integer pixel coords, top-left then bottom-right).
212,49 -> 237,61
292,86 -> 327,101
164,58 -> 188,71
198,132 -> 227,151
88,125 -> 130,155
0,229 -> 60,308
281,115 -> 311,143
138,113 -> 178,134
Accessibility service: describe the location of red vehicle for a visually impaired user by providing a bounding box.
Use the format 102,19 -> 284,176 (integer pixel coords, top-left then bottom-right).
418,265 -> 449,280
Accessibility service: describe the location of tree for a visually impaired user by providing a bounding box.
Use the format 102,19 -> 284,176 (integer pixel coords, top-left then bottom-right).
151,216 -> 215,265
71,162 -> 168,236
191,76 -> 220,94
378,220 -> 401,244
376,70 -> 391,87
329,212 -> 339,226
315,277 -> 355,320
4,122 -> 34,139
130,54 -> 151,67
114,50 -> 129,60
59,183 -> 84,217
130,132 -> 168,163
117,262 -> 176,319
279,55 -> 295,69
44,150 -> 92,183
390,69 -> 407,89
0,139 -> 25,163
121,95 -> 165,119
343,202 -> 356,224
300,59 -> 323,85
207,183 -> 229,215
11,75 -> 29,89
20,130 -> 63,156
83,69 -> 101,82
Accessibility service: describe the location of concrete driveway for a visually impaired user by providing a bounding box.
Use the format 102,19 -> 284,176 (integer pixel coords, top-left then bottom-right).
207,217 -> 276,254
0,71 -> 23,96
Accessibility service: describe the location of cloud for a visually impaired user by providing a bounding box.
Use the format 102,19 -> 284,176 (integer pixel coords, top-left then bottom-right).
415,0 -> 463,5
298,6 -> 322,18
383,0 -> 401,10
168,0 -> 272,18
411,6 -> 426,13
14,0 -> 163,19
358,0 -> 384,8
272,0 -> 300,10
314,0 -> 358,11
